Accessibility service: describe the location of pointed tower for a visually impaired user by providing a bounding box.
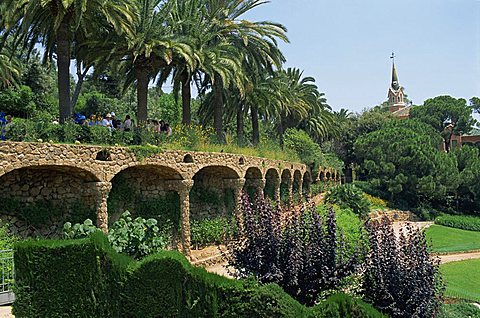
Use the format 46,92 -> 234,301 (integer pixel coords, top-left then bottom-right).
387,57 -> 406,113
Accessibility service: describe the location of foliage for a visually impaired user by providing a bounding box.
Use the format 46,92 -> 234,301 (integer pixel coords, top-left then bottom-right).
355,119 -> 458,208
435,214 -> 480,232
363,194 -> 387,209
13,232 -> 385,317
284,128 -> 323,170
410,95 -> 476,151
63,219 -> 97,239
453,146 -> 480,213
190,216 -> 236,249
438,303 -> 480,318
440,259 -> 480,302
0,85 -> 36,117
363,219 -> 444,318
308,293 -> 386,318
317,205 -> 367,256
325,184 -> 371,217
127,144 -> 162,161
64,212 -> 170,260
228,194 -> 364,306
425,225 -> 480,253
107,211 -> 171,260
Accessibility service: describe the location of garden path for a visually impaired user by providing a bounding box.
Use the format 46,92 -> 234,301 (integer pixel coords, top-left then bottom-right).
0,306 -> 12,317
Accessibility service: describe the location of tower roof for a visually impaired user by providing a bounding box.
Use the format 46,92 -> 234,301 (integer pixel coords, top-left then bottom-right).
391,63 -> 400,90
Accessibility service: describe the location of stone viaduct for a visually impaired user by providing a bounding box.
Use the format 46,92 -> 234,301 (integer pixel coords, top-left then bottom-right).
0,142 -> 340,256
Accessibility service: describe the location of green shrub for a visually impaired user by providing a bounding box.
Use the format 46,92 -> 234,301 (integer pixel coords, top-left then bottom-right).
436,214 -> 480,232
191,216 -> 236,249
309,293 -> 386,318
63,219 -> 98,239
284,128 -> 323,170
13,233 -> 385,317
13,232 -> 131,318
325,184 -> 371,217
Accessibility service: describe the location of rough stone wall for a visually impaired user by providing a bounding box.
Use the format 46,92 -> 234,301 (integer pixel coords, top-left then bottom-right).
0,168 -> 98,237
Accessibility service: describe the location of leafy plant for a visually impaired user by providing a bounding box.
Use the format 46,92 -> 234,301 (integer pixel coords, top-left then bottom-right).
435,214 -> 480,232
64,212 -> 171,260
325,184 -> 371,217
190,216 -> 236,248
228,194 -> 364,306
363,219 -> 444,318
63,219 -> 97,239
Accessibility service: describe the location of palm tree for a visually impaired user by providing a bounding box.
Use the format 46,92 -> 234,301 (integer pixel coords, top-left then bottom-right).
2,0 -> 134,123
83,0 -> 198,123
0,48 -> 21,89
201,0 -> 288,142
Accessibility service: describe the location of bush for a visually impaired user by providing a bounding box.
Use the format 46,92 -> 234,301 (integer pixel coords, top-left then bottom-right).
436,214 -> 480,232
325,184 -> 371,217
64,212 -> 171,260
363,219 -> 444,318
13,232 -> 385,318
191,216 -> 236,249
228,194 -> 364,306
284,128 -> 323,170
309,293 -> 386,318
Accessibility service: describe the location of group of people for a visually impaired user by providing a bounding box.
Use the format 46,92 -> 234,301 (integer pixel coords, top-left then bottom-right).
77,113 -> 172,135
0,113 -> 13,140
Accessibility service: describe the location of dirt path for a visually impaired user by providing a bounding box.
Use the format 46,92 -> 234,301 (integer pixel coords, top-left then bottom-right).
438,251 -> 480,264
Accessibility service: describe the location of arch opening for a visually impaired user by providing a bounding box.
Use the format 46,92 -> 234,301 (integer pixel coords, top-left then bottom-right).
280,169 -> 292,204
264,168 -> 280,202
108,165 -> 183,249
0,166 -> 101,238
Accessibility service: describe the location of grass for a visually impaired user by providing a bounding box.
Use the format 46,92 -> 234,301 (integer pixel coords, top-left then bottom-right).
438,302 -> 480,318
425,225 -> 480,253
440,259 -> 480,302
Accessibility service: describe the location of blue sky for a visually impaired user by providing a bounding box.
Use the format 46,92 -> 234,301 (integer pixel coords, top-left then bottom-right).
243,0 -> 480,113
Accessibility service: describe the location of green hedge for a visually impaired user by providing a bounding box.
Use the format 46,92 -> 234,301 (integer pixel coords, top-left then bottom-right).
13,232 -> 386,317
436,214 -> 480,232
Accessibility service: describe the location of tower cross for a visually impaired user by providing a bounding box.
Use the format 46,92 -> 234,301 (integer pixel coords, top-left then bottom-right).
390,52 -> 396,63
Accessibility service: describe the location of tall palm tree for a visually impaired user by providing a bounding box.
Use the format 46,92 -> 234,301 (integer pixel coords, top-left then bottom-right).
201,0 -> 288,142
2,0 -> 134,123
83,0 -> 198,123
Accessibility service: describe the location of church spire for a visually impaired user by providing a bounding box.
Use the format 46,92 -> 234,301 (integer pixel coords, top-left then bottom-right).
391,52 -> 400,90
387,52 -> 406,113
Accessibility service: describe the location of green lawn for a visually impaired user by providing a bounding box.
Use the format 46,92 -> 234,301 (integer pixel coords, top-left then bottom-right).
441,259 -> 480,302
439,303 -> 480,318
425,225 -> 480,253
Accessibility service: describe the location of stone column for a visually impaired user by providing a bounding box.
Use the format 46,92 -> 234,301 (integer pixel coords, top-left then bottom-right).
167,180 -> 194,257
94,182 -> 112,233
273,178 -> 281,203
256,178 -> 266,199
224,178 -> 246,233
287,177 -> 294,203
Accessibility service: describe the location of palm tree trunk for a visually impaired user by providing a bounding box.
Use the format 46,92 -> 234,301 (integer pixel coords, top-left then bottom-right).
251,105 -> 260,145
135,65 -> 149,123
70,64 -> 91,111
57,20 -> 72,123
181,72 -> 191,125
213,73 -> 224,143
236,104 -> 244,144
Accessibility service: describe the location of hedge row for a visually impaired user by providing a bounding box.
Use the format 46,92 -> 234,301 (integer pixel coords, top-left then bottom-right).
436,214 -> 480,232
13,232 -> 385,317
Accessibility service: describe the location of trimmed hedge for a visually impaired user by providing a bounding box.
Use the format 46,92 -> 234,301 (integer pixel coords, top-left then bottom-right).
13,232 -> 386,317
436,214 -> 480,232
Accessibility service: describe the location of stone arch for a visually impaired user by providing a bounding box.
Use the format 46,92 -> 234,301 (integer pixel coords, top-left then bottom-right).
244,167 -> 263,199
302,171 -> 312,197
190,166 -> 240,232
0,165 -> 102,238
264,168 -> 280,201
326,171 -> 331,180
293,170 -> 302,195
108,165 -> 183,248
280,169 -> 292,203
319,170 -> 325,182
